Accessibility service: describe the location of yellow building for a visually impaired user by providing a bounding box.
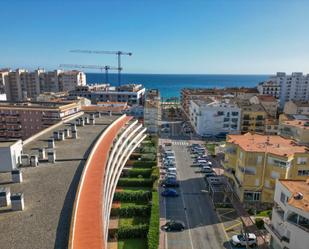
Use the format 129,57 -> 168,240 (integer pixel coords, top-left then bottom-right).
238,101 -> 268,134
224,133 -> 309,204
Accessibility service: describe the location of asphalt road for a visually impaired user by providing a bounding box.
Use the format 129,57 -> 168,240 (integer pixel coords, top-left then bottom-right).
163,140 -> 229,249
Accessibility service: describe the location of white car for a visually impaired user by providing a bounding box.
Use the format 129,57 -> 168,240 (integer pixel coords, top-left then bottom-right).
231,233 -> 257,247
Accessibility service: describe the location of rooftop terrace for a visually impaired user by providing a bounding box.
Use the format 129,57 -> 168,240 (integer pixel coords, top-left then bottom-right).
0,113 -> 119,249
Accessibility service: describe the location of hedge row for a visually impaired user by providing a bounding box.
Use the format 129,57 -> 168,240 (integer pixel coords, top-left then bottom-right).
132,161 -> 157,168
117,178 -> 153,187
111,204 -> 151,217
147,191 -> 160,249
117,224 -> 149,239
127,168 -> 152,178
114,190 -> 152,202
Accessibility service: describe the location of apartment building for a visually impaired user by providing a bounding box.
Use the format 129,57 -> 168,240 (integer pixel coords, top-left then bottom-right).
238,100 -> 268,134
265,179 -> 309,249
257,80 -> 281,98
3,69 -> 86,101
279,119 -> 309,145
224,133 -> 309,205
0,69 -> 10,95
189,97 -> 241,136
69,84 -> 145,105
0,101 -> 80,140
284,100 -> 309,115
181,87 -> 258,117
144,89 -> 161,133
267,72 -> 309,108
250,95 -> 279,117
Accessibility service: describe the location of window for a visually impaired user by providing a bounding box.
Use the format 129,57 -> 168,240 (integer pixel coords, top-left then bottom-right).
280,192 -> 287,205
244,191 -> 260,201
298,170 -> 309,176
297,157 -> 307,165
257,156 -> 262,164
232,112 -> 239,116
271,171 -> 280,179
217,111 -> 224,116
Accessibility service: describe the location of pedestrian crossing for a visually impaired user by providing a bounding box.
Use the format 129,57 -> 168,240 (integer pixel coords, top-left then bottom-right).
171,140 -> 189,146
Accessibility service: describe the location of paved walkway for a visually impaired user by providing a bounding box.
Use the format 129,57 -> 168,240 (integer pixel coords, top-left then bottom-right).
230,196 -> 269,249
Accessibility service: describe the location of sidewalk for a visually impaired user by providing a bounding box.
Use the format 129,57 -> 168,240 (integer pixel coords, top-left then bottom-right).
231,197 -> 269,249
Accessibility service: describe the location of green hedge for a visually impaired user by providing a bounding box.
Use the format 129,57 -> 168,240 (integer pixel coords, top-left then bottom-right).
147,191 -> 160,249
111,204 -> 151,217
117,224 -> 149,239
128,168 -> 152,178
255,218 -> 265,229
114,191 -> 152,202
118,178 -> 153,187
132,161 -> 157,168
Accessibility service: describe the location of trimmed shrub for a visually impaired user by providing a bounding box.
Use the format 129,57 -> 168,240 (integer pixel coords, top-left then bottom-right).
111,205 -> 151,218
128,168 -> 152,178
255,218 -> 265,229
117,178 -> 153,187
117,224 -> 149,239
132,161 -> 157,168
147,191 -> 160,249
114,190 -> 152,202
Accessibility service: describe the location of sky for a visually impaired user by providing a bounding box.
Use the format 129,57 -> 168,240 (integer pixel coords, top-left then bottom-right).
1,0 -> 309,74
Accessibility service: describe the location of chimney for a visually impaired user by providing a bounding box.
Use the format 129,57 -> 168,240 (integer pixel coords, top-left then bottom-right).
72,129 -> 78,139
11,170 -> 23,183
38,148 -> 46,160
59,130 -> 65,141
90,114 -> 95,125
71,123 -> 77,132
10,193 -> 24,211
80,117 -> 85,126
0,187 -> 11,207
48,138 -> 55,148
20,154 -> 30,167
84,117 -> 89,125
47,150 -> 56,163
30,155 -> 39,167
53,131 -> 60,140
64,128 -> 70,138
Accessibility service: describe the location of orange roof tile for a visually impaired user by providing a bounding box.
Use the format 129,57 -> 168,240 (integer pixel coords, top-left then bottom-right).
280,179 -> 309,212
227,133 -> 309,157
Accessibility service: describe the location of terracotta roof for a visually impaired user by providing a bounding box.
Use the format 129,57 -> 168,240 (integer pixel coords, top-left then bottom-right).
258,95 -> 277,102
280,179 -> 309,212
81,106 -> 127,113
227,133 -> 309,157
283,120 -> 309,130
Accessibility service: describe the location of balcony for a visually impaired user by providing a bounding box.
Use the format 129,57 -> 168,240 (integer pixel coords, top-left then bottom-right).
287,213 -> 309,233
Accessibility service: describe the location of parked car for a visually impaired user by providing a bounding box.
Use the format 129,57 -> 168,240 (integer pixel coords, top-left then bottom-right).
165,175 -> 177,180
231,233 -> 257,247
161,189 -> 179,197
205,172 -> 216,178
163,220 -> 185,231
201,166 -> 214,173
161,179 -> 179,187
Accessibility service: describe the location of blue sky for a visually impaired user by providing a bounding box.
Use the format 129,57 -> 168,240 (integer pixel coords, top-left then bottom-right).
1,0 -> 309,74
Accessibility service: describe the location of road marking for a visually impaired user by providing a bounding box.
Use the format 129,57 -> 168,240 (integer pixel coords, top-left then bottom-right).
220,209 -> 236,216
224,221 -> 243,232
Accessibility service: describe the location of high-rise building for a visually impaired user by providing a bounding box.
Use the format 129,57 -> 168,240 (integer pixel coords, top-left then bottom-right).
261,72 -> 309,108
144,89 -> 161,133
4,69 -> 86,101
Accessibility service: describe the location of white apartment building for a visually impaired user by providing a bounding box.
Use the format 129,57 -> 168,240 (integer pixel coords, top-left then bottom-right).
189,97 -> 241,136
69,84 -> 145,105
144,89 -> 161,134
257,80 -> 281,98
264,72 -> 309,109
265,179 -> 309,249
3,69 -> 86,101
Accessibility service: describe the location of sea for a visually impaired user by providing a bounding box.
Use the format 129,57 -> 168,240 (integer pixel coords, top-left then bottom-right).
86,73 -> 269,99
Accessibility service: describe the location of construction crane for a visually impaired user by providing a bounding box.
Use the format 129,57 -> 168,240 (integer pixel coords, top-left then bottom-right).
59,64 -> 120,84
69,49 -> 132,85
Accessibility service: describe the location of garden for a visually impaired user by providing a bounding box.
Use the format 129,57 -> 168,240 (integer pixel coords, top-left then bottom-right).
108,136 -> 159,249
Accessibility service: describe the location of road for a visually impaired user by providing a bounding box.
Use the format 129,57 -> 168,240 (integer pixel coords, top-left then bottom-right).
162,139 -> 230,249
